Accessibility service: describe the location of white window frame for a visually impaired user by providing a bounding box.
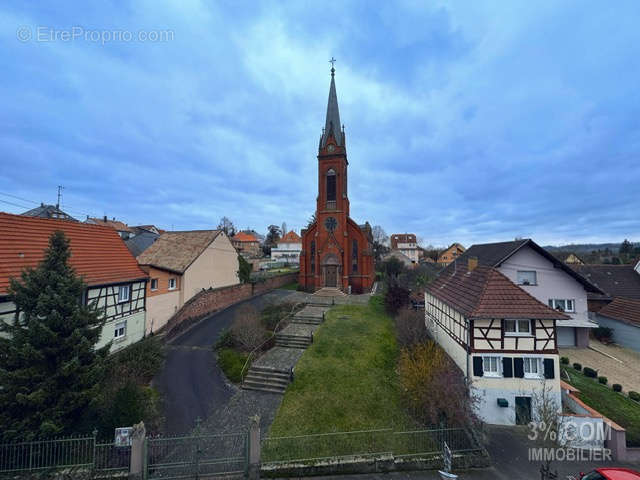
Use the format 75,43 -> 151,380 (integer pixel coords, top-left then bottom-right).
523,357 -> 543,379
517,270 -> 537,286
482,356 -> 502,377
548,299 -> 575,313
114,320 -> 126,339
118,285 -> 130,303
168,278 -> 177,290
504,319 -> 532,336
150,278 -> 158,291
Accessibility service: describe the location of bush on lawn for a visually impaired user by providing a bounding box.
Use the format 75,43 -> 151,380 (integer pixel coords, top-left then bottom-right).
395,308 -> 430,347
613,384 -> 623,392
593,326 -> 613,341
598,376 -> 608,385
560,356 -> 569,365
629,391 -> 640,402
583,367 -> 597,378
217,348 -> 248,383
398,341 -> 478,427
384,285 -> 410,315
573,363 -> 582,371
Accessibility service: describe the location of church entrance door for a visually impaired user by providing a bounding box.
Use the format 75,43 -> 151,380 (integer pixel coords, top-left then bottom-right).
324,265 -> 338,287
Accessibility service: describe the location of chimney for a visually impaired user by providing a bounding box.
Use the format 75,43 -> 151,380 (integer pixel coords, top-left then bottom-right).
103,215 -> 107,222
468,256 -> 478,272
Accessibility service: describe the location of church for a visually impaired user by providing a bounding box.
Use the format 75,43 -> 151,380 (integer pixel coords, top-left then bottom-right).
299,65 -> 375,294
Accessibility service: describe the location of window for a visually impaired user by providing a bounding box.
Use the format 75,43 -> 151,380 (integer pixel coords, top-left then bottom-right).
504,319 -> 531,336
310,241 -> 316,274
523,357 -> 542,378
168,278 -> 177,290
118,285 -> 130,303
548,299 -> 575,313
326,169 -> 336,203
352,240 -> 358,273
150,278 -> 158,291
517,270 -> 537,285
114,321 -> 126,339
483,356 -> 501,377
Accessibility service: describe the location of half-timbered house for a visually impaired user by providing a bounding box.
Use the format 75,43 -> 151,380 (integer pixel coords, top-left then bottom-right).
425,257 -> 569,425
0,212 -> 148,353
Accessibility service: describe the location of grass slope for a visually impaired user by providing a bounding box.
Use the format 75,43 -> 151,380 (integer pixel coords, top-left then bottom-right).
563,367 -> 640,446
268,296 -> 413,436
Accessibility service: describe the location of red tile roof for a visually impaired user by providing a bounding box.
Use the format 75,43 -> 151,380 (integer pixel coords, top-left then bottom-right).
599,297 -> 640,327
390,233 -> 416,249
0,212 -> 147,294
232,232 -> 258,243
427,264 -> 569,320
279,231 -> 302,244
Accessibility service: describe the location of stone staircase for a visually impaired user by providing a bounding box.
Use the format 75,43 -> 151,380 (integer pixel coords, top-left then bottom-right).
291,305 -> 326,325
314,287 -> 347,297
274,332 -> 312,349
242,365 -> 291,394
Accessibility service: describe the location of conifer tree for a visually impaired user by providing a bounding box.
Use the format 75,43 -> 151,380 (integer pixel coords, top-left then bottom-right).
0,231 -> 110,439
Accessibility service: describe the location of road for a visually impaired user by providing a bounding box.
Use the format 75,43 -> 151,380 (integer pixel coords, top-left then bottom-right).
153,289 -> 291,435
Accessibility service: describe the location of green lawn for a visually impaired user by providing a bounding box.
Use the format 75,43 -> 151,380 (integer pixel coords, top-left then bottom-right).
279,281 -> 299,290
268,296 -> 414,436
563,367 -> 640,446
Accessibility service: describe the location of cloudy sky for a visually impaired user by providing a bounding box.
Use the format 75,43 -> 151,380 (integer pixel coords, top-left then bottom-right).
1,1 -> 639,246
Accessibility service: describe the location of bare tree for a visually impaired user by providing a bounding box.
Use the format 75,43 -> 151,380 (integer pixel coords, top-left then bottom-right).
281,222 -> 287,236
217,216 -> 236,236
395,308 -> 430,347
230,304 -> 267,351
372,225 -> 389,246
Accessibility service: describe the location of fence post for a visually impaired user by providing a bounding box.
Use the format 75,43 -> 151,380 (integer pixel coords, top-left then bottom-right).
247,415 -> 261,480
129,421 -> 146,479
91,429 -> 97,472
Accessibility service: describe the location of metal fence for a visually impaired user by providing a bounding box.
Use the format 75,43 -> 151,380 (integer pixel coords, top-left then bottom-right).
0,435 -> 129,476
261,427 -> 480,465
146,432 -> 247,479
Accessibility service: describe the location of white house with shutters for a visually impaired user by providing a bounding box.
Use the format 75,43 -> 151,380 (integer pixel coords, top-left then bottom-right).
425,257 -> 568,425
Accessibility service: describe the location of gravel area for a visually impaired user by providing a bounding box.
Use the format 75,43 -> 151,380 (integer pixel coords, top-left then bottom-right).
560,341 -> 640,393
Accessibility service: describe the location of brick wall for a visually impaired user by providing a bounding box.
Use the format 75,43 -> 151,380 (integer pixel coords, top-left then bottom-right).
164,273 -> 298,339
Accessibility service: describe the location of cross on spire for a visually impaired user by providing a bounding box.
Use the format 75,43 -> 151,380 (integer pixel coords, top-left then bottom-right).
329,57 -> 336,75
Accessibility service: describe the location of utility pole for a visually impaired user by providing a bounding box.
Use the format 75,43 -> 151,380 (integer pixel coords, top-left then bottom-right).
56,185 -> 64,209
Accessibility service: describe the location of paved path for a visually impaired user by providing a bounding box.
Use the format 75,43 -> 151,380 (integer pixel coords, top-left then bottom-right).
153,289 -> 292,435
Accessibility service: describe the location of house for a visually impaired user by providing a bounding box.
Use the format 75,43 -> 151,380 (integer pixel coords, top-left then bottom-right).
390,233 -> 419,264
571,264 -> 640,351
21,203 -> 76,221
125,230 -> 159,257
137,230 -> 239,333
425,257 -> 567,425
131,225 -> 161,235
382,250 -> 415,268
452,239 -> 603,348
0,212 -> 148,353
270,230 -> 302,264
86,216 -> 134,239
553,251 -> 584,265
437,243 -> 465,265
231,231 -> 261,258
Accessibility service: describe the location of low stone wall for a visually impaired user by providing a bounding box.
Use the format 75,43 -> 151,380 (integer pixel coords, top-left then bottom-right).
164,273 -> 298,339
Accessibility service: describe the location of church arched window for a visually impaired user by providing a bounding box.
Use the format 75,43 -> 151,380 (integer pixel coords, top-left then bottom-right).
352,239 -> 358,273
326,168 -> 336,206
310,240 -> 316,274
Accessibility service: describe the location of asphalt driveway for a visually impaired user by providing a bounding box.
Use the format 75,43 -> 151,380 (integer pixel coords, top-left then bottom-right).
154,289 -> 292,435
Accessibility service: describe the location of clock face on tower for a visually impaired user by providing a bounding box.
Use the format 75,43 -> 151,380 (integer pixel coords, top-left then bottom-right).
327,144 -> 335,153
324,216 -> 337,232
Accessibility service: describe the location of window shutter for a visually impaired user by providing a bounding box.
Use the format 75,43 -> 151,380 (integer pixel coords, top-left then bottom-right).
502,357 -> 513,378
473,357 -> 484,377
514,358 -> 524,378
544,358 -> 555,379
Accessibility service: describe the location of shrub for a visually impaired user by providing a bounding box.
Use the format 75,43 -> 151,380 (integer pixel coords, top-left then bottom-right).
573,363 -> 582,371
98,382 -> 160,435
629,391 -> 640,402
560,356 -> 569,365
593,326 -> 613,341
384,285 -> 410,315
217,348 -> 249,383
613,384 -> 623,392
598,376 -> 608,385
261,302 -> 297,331
231,304 -> 268,351
395,308 -> 430,347
214,329 -> 236,350
583,367 -> 597,378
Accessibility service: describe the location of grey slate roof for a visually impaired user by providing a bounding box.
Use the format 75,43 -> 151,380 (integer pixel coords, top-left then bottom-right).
320,70 -> 343,147
21,204 -> 76,221
125,231 -> 159,257
571,264 -> 640,300
450,239 -> 603,294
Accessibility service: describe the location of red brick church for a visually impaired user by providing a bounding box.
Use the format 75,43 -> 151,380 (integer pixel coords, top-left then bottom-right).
299,65 -> 374,293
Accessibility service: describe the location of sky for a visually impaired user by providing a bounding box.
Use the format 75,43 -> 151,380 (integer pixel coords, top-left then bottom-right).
1,1 -> 639,247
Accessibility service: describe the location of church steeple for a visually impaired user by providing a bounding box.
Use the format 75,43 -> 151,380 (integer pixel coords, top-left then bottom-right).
320,60 -> 343,148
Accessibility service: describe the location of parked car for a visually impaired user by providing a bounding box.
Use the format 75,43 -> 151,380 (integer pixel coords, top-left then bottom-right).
580,468 -> 640,480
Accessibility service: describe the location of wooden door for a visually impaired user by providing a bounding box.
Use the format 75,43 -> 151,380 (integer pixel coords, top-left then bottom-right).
325,266 -> 337,287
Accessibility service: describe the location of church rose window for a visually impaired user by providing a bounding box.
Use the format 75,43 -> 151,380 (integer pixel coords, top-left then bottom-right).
326,169 -> 336,204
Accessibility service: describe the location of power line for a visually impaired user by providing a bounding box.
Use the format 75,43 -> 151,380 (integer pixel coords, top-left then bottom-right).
0,192 -> 40,206
0,199 -> 32,210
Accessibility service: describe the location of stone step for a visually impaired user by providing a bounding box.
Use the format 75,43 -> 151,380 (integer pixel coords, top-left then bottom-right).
246,368 -> 291,380
293,315 -> 323,322
291,319 -> 322,325
275,338 -> 311,346
274,341 -> 309,349
250,364 -> 291,376
276,333 -> 312,340
244,373 -> 289,387
241,383 -> 286,394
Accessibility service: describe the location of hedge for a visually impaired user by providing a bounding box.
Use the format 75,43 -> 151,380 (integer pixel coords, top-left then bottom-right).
560,356 -> 569,365
598,376 -> 608,385
583,367 -> 597,378
613,384 -> 623,393
573,363 -> 582,371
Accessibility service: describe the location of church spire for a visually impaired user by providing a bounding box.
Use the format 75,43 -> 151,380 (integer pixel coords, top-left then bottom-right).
320,59 -> 342,148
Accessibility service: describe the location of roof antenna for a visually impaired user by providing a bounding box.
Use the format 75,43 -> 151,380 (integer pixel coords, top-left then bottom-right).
56,185 -> 64,209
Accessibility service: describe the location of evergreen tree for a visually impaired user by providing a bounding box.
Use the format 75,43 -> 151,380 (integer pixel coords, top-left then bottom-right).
237,254 -> 252,283
0,231 -> 110,440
